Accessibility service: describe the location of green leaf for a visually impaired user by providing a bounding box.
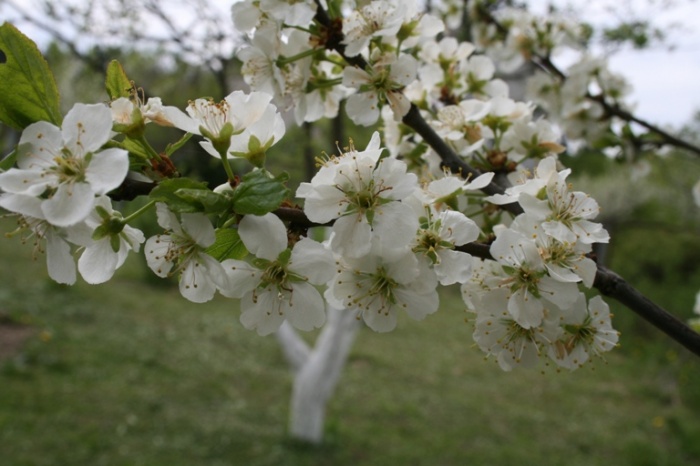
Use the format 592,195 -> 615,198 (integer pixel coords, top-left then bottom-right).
176,188 -> 231,214
105,60 -> 132,100
149,178 -> 209,213
0,146 -> 18,170
206,228 -> 248,261
0,22 -> 61,129
231,170 -> 289,215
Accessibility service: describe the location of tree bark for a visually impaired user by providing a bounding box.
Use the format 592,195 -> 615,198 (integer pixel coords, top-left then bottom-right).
276,304 -> 361,444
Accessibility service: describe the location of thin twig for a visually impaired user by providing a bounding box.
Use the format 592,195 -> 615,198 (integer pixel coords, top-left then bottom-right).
476,4 -> 700,157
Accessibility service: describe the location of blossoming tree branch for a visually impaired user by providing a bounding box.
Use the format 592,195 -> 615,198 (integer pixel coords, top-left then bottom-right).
0,0 -> 699,377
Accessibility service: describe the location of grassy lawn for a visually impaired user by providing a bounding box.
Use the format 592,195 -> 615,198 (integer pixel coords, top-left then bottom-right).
1,225 -> 699,466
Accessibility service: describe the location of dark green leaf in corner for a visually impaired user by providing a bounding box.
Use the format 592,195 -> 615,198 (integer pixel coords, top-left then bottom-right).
0,22 -> 62,129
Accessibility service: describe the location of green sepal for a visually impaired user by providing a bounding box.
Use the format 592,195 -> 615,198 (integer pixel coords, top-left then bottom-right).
205,228 -> 248,261
91,224 -> 110,241
149,178 -> 209,213
246,134 -> 266,168
276,248 -> 292,266
110,234 -> 121,253
91,217 -> 125,241
105,60 -> 132,100
95,205 -> 112,221
0,22 -> 62,129
535,186 -> 548,201
120,137 -> 150,160
365,208 -> 375,225
231,142 -> 269,167
231,169 -> 290,215
201,121 -> 234,157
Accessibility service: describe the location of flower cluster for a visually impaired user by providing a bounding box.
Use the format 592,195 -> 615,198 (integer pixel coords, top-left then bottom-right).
466,1 -> 633,145
0,103 -> 143,285
0,0 -> 631,372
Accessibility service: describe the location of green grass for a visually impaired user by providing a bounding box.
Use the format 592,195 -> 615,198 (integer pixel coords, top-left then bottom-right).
1,227 -> 699,465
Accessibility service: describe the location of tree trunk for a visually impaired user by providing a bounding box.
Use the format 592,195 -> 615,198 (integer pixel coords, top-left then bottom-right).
275,304 -> 361,444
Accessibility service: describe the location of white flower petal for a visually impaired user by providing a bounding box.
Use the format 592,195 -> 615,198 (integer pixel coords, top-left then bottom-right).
62,103 -> 112,154
289,238 -> 334,285
78,240 -> 119,284
240,288 -> 286,335
0,193 -> 44,218
46,230 -> 76,285
331,214 -> 372,259
145,234 -> 175,277
362,304 -> 397,333
181,213 -> 216,248
178,253 -> 220,303
0,168 -> 54,196
17,121 -> 62,169
220,259 -> 261,298
42,182 -> 95,227
285,282 -> 326,331
85,148 -> 129,194
435,249 -> 472,285
394,287 -> 439,321
239,213 -> 287,260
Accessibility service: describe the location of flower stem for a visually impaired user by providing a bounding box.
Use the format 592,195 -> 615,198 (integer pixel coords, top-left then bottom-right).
277,48 -> 319,67
134,134 -> 163,162
122,199 -> 157,224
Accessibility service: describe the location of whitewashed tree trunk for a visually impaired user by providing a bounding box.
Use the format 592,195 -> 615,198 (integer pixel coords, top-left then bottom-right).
275,304 -> 361,444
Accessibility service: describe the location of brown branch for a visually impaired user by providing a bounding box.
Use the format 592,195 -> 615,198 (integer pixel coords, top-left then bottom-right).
593,266 -> 700,357
463,244 -> 700,357
276,204 -> 700,357
312,1 -> 523,216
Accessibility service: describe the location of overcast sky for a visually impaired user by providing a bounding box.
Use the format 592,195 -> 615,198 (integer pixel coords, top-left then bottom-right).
1,0 -> 699,128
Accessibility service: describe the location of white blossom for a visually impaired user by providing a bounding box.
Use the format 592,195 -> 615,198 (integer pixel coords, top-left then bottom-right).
342,0 -> 404,57
412,209 -> 479,285
328,251 -> 439,332
0,103 -> 129,227
220,213 -> 334,335
0,193 -> 78,285
490,228 -> 579,328
72,196 -> 145,285
548,294 -> 619,370
144,203 -> 228,303
343,53 -> 417,126
297,132 -> 419,258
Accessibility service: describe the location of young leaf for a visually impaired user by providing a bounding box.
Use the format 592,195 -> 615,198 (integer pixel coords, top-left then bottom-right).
176,188 -> 231,214
105,60 -> 132,100
206,228 -> 248,261
149,178 -> 209,213
231,170 -> 290,215
0,23 -> 62,129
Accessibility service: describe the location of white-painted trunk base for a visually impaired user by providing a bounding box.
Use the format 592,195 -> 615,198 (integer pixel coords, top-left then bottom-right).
276,305 -> 361,444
